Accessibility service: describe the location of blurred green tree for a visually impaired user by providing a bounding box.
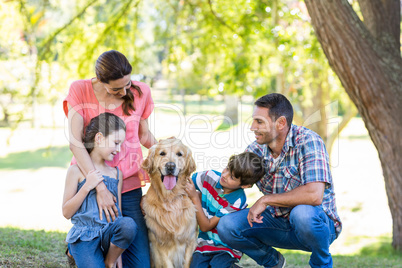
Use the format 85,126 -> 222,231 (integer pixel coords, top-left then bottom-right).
155,0 -> 355,156
0,0 -> 161,127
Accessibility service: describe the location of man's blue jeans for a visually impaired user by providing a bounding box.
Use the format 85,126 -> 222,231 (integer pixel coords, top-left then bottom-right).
121,188 -> 151,267
217,205 -> 337,268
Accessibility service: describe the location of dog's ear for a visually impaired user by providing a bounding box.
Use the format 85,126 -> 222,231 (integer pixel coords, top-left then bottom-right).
185,152 -> 196,176
142,144 -> 157,173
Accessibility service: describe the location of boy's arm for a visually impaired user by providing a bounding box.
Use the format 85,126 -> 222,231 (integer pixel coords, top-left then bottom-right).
185,178 -> 220,232
192,194 -> 221,232
62,165 -> 101,219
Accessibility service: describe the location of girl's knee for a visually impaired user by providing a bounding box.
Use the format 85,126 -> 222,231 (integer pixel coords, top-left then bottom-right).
117,217 -> 137,243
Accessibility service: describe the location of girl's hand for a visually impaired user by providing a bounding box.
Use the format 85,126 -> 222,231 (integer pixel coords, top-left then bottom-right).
116,255 -> 123,268
140,195 -> 146,216
185,178 -> 198,202
84,169 -> 104,191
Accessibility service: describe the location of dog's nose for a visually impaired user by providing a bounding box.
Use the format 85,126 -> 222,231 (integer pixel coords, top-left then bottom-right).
165,162 -> 176,175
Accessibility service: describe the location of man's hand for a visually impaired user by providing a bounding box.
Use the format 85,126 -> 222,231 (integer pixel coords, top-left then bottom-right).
247,196 -> 267,227
94,173 -> 118,222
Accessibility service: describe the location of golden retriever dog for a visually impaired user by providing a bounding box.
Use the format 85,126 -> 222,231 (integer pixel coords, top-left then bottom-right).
142,138 -> 197,268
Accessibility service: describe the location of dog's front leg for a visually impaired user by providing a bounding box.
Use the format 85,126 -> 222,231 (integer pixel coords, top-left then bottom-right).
183,246 -> 194,268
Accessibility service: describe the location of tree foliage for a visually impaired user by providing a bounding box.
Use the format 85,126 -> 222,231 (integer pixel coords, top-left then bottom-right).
154,0 -> 355,153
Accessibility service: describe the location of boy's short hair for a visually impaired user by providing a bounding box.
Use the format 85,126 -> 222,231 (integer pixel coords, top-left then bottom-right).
227,152 -> 265,186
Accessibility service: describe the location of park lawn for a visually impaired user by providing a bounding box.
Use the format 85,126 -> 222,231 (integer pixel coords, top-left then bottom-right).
0,227 -> 401,268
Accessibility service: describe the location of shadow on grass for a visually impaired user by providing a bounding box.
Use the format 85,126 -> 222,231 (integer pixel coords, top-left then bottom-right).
1,227 -> 401,268
0,146 -> 72,170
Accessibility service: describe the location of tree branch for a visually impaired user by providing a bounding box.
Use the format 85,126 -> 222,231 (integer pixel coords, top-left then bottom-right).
357,0 -> 400,56
207,0 -> 240,36
38,0 -> 99,60
77,0 -> 141,73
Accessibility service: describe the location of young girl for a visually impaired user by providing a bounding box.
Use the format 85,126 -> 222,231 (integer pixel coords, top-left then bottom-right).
63,113 -> 136,268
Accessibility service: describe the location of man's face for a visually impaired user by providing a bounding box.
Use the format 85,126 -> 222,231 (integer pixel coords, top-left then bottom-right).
250,106 -> 278,145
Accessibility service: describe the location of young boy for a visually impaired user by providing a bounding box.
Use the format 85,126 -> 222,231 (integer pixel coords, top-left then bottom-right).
185,152 -> 265,268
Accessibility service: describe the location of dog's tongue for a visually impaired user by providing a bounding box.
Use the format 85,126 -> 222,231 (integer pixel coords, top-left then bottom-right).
163,175 -> 176,190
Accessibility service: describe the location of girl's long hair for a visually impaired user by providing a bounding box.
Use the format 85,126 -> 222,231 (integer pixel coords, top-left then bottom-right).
83,112 -> 126,154
95,50 -> 142,116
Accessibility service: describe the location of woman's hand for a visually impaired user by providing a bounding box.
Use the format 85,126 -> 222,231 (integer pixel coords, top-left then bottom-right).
83,169 -> 104,191
185,178 -> 198,202
94,175 -> 118,222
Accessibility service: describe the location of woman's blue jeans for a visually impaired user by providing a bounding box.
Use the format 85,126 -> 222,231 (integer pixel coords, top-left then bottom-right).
121,188 -> 151,267
217,205 -> 337,268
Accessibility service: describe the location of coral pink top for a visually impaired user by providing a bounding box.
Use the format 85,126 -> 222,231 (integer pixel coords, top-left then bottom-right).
63,79 -> 154,193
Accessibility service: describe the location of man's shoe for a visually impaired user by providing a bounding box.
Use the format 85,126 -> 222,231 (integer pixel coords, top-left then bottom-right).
271,252 -> 286,268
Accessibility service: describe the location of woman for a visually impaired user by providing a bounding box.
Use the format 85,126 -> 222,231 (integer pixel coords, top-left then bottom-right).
63,50 -> 157,267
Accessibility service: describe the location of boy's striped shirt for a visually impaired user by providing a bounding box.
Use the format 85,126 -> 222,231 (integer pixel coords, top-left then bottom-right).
192,170 -> 247,260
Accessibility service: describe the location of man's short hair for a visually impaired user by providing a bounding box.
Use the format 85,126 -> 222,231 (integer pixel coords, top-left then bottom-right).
227,152 -> 265,186
255,93 -> 293,127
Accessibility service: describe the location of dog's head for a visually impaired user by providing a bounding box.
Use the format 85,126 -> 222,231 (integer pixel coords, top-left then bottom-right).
142,138 -> 196,192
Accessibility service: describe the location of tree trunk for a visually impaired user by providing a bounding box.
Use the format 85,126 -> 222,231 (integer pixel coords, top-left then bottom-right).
304,0 -> 402,250
180,88 -> 187,116
223,94 -> 239,125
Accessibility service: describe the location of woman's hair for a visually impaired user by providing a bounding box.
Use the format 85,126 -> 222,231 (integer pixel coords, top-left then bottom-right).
83,112 -> 126,154
227,152 -> 265,186
95,50 -> 142,116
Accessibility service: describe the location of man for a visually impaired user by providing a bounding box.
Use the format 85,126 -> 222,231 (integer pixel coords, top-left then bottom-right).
217,93 -> 341,268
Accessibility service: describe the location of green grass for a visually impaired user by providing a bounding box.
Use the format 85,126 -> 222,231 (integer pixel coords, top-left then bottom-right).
0,146 -> 71,170
0,227 -> 69,267
239,237 -> 402,267
0,227 -> 401,268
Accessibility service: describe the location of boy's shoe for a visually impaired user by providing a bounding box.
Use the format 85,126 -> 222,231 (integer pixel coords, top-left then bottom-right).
271,252 -> 286,268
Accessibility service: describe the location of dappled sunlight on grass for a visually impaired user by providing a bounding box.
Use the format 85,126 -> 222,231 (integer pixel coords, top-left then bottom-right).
359,236 -> 401,258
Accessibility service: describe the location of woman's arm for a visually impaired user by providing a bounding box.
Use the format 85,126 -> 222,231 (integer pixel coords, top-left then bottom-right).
62,165 -> 103,219
117,168 -> 123,214
67,103 -> 119,222
138,118 -> 157,149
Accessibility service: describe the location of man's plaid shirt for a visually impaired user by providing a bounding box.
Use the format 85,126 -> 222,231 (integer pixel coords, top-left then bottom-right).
246,124 -> 342,235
